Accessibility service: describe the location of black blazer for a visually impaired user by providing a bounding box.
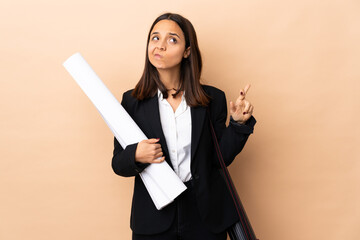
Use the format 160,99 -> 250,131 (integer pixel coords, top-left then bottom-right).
112,85 -> 256,235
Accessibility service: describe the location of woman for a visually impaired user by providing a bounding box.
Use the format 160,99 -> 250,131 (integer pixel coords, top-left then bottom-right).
112,12 -> 256,240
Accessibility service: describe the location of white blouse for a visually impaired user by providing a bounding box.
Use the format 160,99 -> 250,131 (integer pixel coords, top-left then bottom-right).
158,89 -> 192,182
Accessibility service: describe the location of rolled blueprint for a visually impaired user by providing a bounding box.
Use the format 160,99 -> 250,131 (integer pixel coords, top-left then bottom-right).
63,52 -> 186,210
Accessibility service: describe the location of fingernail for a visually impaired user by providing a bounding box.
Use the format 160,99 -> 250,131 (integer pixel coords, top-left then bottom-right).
243,112 -> 246,115
240,92 -> 244,95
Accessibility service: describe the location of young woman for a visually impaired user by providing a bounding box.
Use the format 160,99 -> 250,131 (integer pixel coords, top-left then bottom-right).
112,12 -> 256,240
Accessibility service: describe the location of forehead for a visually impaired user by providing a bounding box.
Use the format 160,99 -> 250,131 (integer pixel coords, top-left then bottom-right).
151,20 -> 184,37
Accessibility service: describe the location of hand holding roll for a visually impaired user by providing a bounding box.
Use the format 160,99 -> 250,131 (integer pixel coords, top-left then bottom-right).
135,138 -> 165,164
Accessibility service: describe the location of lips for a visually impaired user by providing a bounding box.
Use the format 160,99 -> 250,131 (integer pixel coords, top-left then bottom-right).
154,53 -> 163,58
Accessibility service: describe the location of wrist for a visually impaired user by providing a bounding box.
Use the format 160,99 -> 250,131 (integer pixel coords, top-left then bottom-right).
237,120 -> 246,125
230,116 -> 246,125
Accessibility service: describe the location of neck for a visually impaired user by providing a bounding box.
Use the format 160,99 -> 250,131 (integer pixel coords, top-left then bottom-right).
157,66 -> 181,90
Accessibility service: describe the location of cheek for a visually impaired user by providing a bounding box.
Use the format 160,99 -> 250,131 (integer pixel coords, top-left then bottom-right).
147,45 -> 157,67
147,45 -> 155,62
147,44 -> 154,55
170,48 -> 186,61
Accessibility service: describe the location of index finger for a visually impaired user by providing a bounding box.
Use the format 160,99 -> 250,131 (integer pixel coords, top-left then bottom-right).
244,84 -> 251,94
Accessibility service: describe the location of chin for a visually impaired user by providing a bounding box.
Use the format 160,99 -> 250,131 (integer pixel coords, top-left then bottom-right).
151,64 -> 166,69
151,63 -> 170,70
149,60 -> 161,68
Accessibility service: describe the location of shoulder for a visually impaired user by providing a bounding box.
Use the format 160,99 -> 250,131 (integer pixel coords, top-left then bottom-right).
121,88 -> 138,112
201,85 -> 227,120
201,84 -> 225,99
201,84 -> 227,107
122,88 -> 137,102
122,88 -> 135,99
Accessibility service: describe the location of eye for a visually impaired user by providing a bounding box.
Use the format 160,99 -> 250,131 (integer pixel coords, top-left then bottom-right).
169,38 -> 177,43
151,36 -> 159,41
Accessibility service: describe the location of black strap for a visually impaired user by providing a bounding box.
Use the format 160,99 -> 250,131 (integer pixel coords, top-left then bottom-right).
207,108 -> 257,240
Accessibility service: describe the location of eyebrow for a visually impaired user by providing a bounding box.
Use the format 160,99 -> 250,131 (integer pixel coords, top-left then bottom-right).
151,32 -> 181,39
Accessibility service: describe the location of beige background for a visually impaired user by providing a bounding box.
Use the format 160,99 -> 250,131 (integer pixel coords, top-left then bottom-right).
1,0 -> 359,239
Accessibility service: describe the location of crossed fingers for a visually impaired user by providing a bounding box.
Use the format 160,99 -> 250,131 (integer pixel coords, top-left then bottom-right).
230,84 -> 254,123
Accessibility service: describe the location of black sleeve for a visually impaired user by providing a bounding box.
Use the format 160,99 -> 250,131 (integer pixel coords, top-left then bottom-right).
211,91 -> 256,167
111,92 -> 150,177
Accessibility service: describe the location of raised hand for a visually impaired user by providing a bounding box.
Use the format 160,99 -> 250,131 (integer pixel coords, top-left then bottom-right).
229,84 -> 254,124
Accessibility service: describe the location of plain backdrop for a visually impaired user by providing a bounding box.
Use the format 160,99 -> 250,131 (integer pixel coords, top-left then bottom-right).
1,0 -> 359,239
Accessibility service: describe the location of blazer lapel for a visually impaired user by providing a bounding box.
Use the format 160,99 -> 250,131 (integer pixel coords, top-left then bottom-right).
142,95 -> 172,169
190,106 -> 206,162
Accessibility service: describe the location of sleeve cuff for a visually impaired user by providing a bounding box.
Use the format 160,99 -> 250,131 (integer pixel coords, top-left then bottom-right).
134,161 -> 150,173
125,143 -> 150,174
229,115 -> 257,134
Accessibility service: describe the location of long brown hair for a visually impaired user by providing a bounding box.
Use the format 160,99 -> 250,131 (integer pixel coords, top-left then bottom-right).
132,12 -> 209,107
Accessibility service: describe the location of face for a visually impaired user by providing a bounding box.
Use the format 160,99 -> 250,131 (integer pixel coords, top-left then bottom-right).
148,20 -> 190,70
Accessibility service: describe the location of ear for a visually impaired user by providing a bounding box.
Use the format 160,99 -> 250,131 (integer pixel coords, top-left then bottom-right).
183,47 -> 191,58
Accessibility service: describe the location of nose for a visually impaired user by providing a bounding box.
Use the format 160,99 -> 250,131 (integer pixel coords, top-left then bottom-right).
156,39 -> 166,51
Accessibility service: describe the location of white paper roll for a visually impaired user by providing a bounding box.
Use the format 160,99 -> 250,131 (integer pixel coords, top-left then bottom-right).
63,52 -> 186,210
